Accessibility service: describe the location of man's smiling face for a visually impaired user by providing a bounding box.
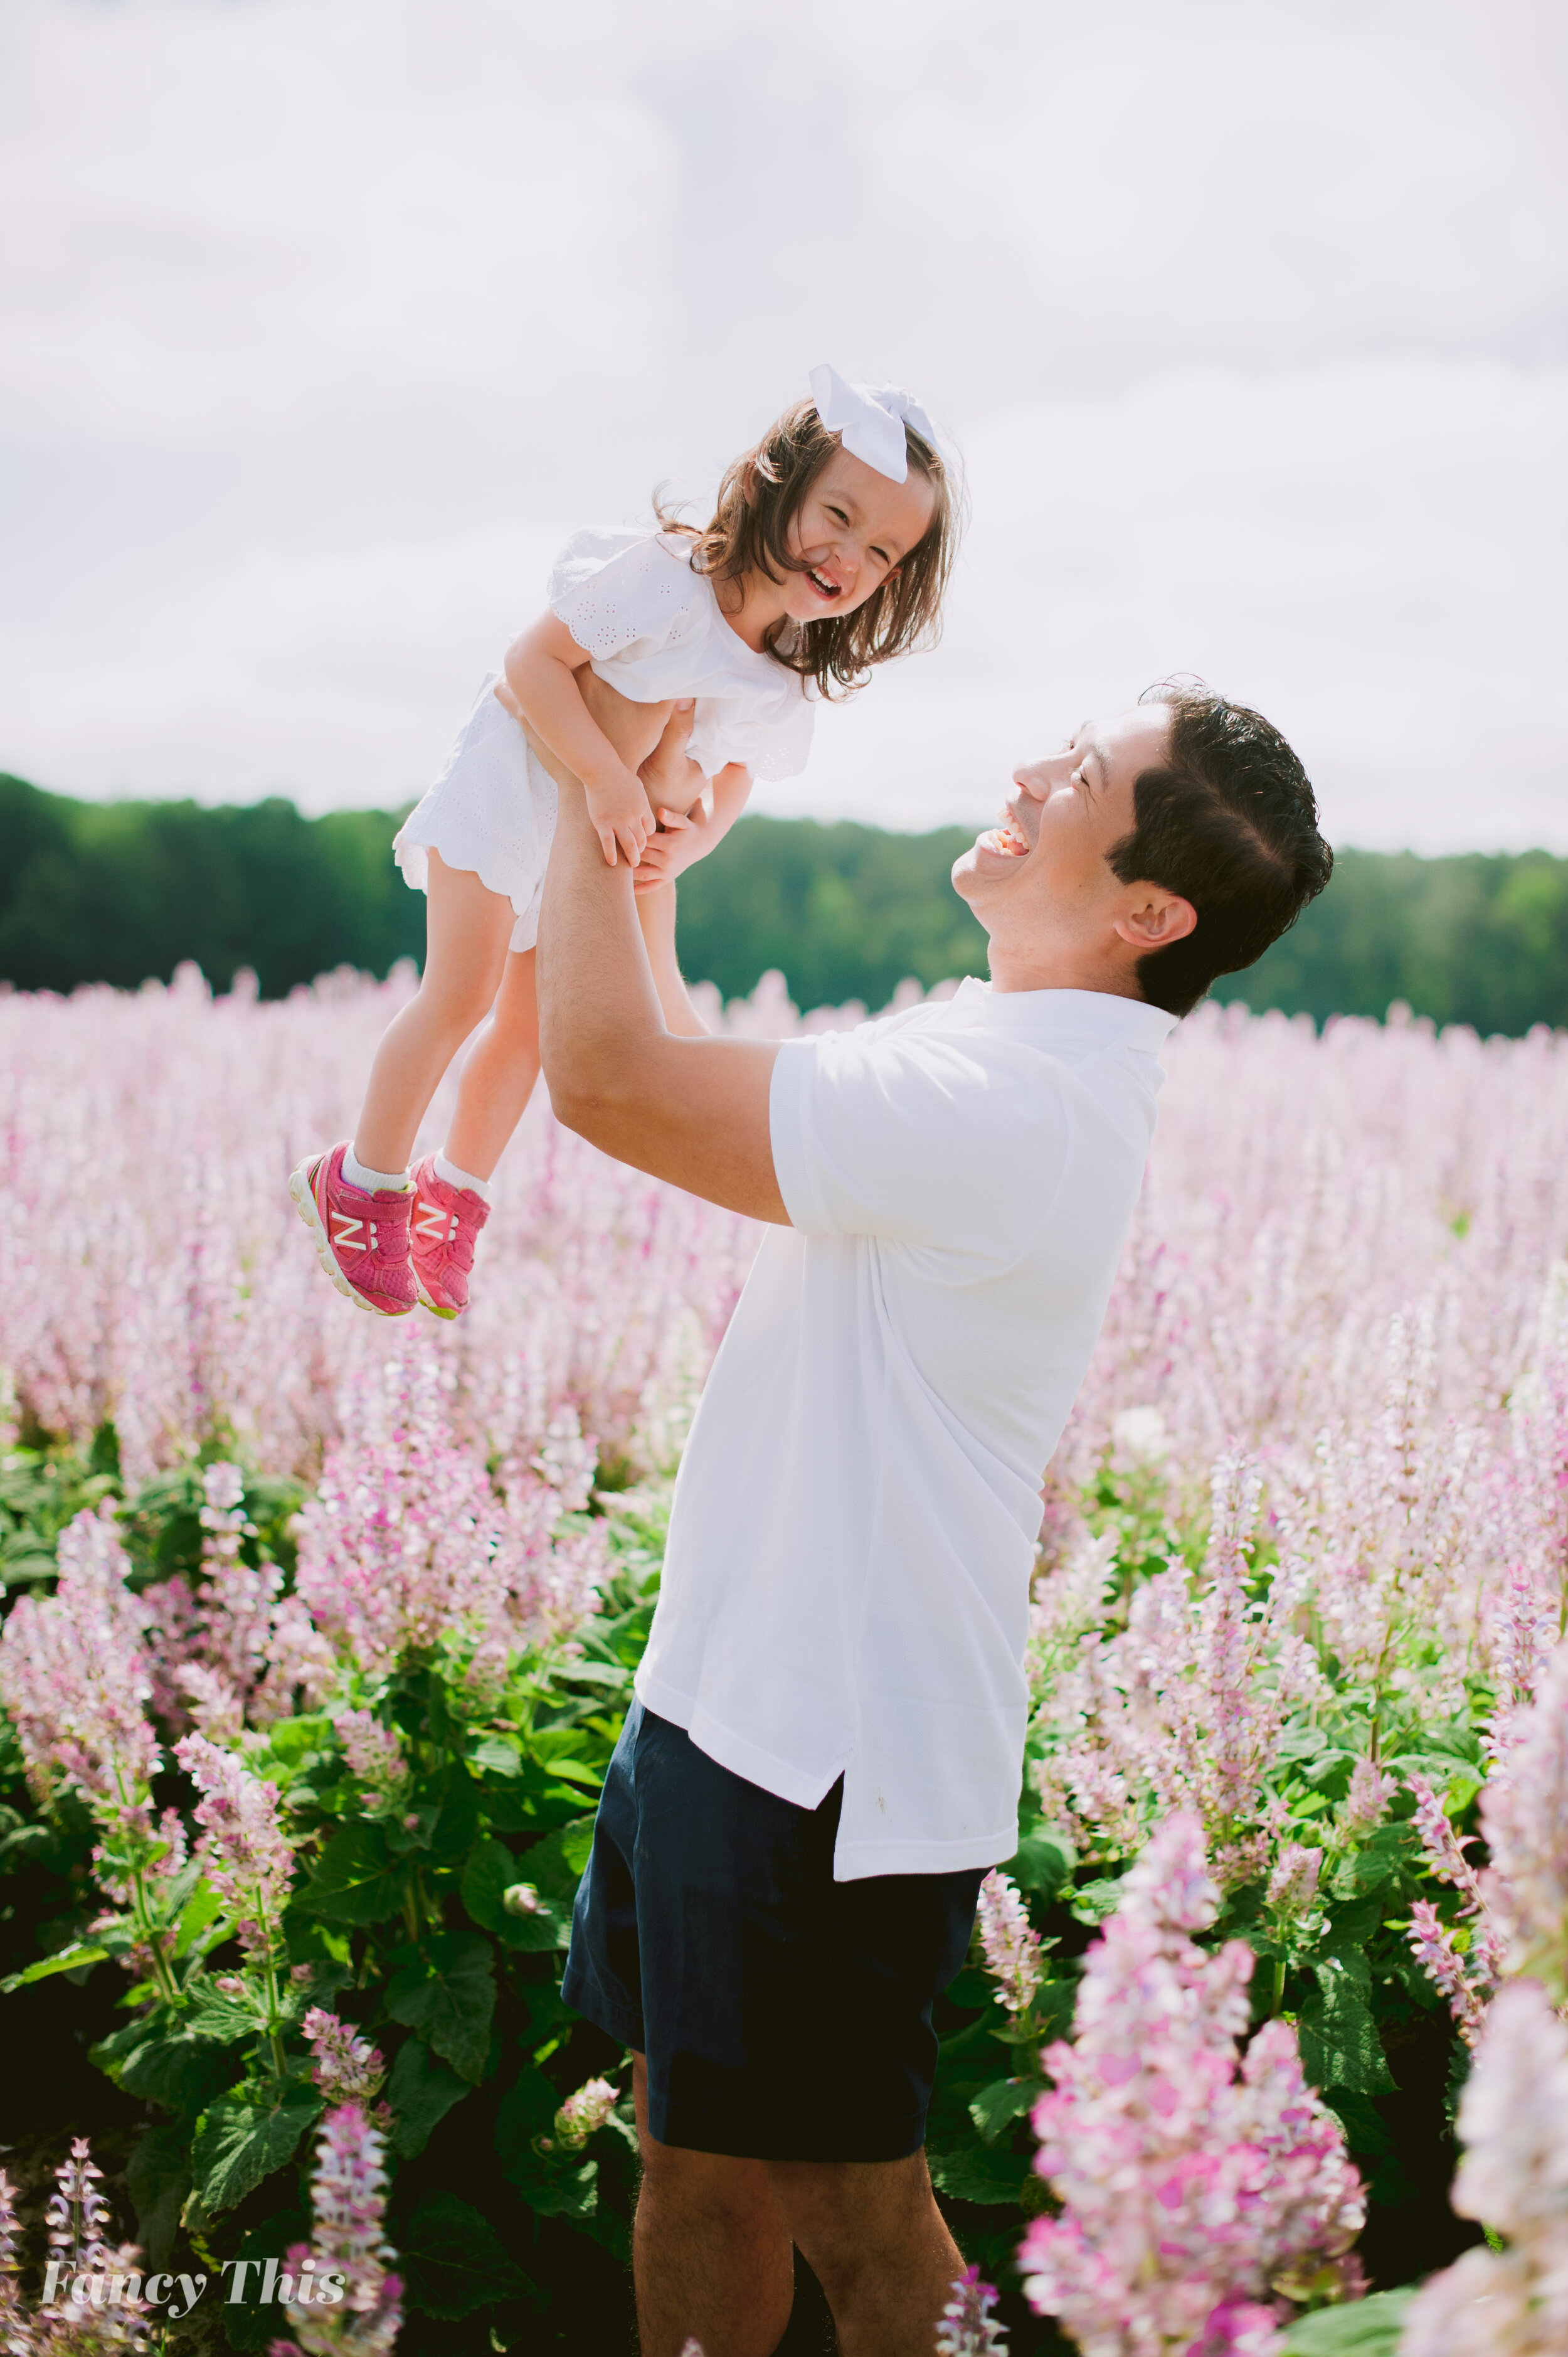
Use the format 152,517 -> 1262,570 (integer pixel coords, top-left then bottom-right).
952,703 -> 1194,993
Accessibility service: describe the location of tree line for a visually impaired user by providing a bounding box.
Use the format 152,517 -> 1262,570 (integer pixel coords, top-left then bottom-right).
2,769 -> 1563,1033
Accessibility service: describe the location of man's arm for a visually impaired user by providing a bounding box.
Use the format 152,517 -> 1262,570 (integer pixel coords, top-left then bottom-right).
534,723 -> 790,1225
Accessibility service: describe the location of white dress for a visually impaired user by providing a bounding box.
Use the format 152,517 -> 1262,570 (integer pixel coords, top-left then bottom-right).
393,526 -> 817,952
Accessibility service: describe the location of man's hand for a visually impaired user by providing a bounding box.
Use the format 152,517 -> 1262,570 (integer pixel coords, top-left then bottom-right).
534,738 -> 788,1225
584,762 -> 655,870
633,802 -> 715,892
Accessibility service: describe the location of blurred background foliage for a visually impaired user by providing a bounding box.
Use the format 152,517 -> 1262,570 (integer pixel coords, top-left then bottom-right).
4,770 -> 1567,1034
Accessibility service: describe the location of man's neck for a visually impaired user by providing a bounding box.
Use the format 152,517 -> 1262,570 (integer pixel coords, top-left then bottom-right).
986,942 -> 1148,999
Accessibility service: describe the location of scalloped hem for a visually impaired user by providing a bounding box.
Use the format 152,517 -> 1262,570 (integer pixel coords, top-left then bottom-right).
391,827 -> 541,954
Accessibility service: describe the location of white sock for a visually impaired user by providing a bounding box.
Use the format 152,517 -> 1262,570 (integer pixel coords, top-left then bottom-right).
434,1151 -> 492,1203
344,1147 -> 411,1194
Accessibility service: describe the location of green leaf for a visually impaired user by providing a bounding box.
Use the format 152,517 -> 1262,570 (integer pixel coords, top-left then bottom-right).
113,2028 -> 243,2112
262,1714 -> 334,1765
927,2139 -> 1034,2205
1002,1829 -> 1074,1900
1325,1894 -> 1391,1951
184,1982 -> 267,2042
523,1816 -> 597,1900
465,1735 -> 522,1779
1323,2089 -> 1393,2157
192,2093 -> 321,2214
221,2206 -> 310,2351
460,1837 -> 568,1951
1331,1822 -> 1417,1899
428,1774 -> 483,1861
386,2036 -> 470,2159
968,2077 -> 1040,2142
2,1938 -> 109,1991
174,1880 -> 225,1959
495,2068 -> 601,2218
125,2123 -> 191,2272
1298,1949 -> 1396,2094
398,2193 -> 533,2321
1278,2289 -> 1416,2354
386,1934 -> 496,2082
524,1755 -> 602,1789
1068,1876 -> 1126,1925
554,1659 -> 630,1691
297,1823 -> 401,1923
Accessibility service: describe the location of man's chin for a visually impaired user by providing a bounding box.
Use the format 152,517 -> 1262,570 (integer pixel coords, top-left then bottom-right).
950,846 -> 983,903
951,839 -> 1028,905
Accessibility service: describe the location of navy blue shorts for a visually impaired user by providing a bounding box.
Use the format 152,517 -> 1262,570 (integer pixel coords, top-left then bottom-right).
561,1700 -> 985,2162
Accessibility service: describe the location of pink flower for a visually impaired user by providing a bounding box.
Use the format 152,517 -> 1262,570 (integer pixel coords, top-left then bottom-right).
0,1509 -> 161,1823
302,2010 -> 387,2109
331,1710 -> 408,1795
1479,1636 -> 1568,2001
936,2265 -> 1007,2356
1402,1902 -> 1490,2046
174,1732 -> 296,1957
1337,1757 -> 1395,1844
276,2105 -> 402,2357
1020,1817 -> 1364,2354
551,2077 -> 620,2151
976,1869 -> 1045,2019
1266,1843 -> 1322,1920
0,2168 -> 25,2353
1401,1979 -> 1568,2356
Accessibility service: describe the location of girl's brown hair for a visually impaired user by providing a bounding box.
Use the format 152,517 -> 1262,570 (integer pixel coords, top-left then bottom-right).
659,395 -> 963,700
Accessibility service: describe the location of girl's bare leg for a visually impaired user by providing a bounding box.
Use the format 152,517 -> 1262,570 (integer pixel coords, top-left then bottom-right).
353,849 -> 514,1175
442,946 -> 541,1182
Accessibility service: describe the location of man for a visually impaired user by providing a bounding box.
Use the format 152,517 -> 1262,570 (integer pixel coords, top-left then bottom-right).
531,682 -> 1332,2357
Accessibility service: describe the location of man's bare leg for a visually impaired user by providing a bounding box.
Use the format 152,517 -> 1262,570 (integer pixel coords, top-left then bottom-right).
632,2056 -> 963,2357
772,2151 -> 963,2356
631,2055 -> 795,2357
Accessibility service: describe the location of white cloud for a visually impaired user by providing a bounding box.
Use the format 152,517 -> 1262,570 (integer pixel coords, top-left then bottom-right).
1,0 -> 1563,852
0,0 -> 680,441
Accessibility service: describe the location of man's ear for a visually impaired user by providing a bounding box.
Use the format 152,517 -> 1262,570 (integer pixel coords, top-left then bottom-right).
1113,891 -> 1197,952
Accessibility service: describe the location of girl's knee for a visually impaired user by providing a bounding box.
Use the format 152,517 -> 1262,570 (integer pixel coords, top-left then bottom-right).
487,1005 -> 541,1062
413,972 -> 497,1039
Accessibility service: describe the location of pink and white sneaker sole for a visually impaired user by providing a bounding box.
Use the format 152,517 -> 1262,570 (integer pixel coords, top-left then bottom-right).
289,1145 -> 415,1318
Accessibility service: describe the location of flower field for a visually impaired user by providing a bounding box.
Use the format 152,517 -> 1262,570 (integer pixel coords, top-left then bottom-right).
1,964 -> 1566,2356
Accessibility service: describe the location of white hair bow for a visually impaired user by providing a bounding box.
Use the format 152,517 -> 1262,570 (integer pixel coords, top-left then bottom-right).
808,364 -> 945,486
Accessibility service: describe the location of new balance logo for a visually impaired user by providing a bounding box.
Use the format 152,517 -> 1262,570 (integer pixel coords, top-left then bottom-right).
331,1211 -> 366,1252
414,1198 -> 449,1245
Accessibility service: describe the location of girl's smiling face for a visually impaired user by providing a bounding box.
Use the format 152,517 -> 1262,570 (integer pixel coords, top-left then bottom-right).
768,445 -> 937,628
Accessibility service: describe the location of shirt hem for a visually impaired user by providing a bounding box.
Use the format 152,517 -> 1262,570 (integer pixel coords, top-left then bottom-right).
633,1668 -> 847,1813
830,1825 -> 1019,1882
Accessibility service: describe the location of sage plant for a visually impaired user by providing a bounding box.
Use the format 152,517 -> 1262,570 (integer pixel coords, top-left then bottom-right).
1020,1816 -> 1364,2356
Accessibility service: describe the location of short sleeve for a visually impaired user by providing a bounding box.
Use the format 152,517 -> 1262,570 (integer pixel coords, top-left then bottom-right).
547,526 -> 701,660
769,1026 -> 1068,1262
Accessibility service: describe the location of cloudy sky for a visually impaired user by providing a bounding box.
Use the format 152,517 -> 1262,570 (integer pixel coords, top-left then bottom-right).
2,0 -> 1563,849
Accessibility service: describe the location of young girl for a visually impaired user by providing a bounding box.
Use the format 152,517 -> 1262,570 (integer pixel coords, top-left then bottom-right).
290,367 -> 961,1319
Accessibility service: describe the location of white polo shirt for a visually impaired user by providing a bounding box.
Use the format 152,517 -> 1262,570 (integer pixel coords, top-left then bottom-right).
633,979 -> 1177,1878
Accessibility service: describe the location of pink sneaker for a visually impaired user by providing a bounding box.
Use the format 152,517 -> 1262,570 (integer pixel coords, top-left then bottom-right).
289,1143 -> 416,1317
409,1156 -> 490,1319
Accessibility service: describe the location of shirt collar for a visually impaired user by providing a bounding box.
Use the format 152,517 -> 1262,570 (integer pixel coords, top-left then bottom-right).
955,976 -> 1179,1051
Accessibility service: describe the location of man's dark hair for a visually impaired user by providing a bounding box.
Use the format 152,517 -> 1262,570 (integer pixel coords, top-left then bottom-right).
1108,681 -> 1333,1017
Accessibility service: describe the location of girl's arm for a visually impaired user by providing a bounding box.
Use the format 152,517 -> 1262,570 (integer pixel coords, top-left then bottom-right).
632,763 -> 752,895
500,612 -> 655,870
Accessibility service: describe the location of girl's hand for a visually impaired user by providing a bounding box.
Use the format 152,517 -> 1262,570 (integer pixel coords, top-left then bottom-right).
632,803 -> 718,893
584,764 -> 655,868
